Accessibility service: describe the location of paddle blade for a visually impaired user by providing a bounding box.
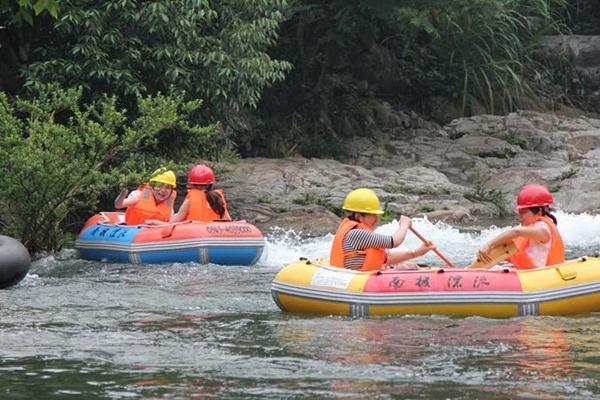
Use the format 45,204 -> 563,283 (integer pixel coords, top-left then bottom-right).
465,242 -> 518,270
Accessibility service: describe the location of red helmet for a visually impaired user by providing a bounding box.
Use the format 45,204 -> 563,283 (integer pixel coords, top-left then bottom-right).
516,184 -> 553,209
187,164 -> 215,185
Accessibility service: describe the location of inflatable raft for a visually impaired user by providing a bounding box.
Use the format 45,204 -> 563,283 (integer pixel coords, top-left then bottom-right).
76,212 -> 264,265
271,257 -> 600,318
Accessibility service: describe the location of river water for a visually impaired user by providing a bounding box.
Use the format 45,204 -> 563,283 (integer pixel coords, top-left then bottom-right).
3,211 -> 600,399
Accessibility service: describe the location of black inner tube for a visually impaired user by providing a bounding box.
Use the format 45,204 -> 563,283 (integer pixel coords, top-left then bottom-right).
0,235 -> 31,289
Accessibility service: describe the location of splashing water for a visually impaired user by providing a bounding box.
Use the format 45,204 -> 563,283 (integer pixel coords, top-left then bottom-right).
262,211 -> 600,268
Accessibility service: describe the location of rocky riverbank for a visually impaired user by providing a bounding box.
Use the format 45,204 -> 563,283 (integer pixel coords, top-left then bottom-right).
217,110 -> 600,236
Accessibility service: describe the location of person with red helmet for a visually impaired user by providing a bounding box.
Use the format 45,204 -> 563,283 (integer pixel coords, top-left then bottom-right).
170,164 -> 231,222
475,184 -> 564,269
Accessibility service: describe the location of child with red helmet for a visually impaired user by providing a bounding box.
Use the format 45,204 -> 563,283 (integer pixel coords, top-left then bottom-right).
170,164 -> 231,222
475,184 -> 565,269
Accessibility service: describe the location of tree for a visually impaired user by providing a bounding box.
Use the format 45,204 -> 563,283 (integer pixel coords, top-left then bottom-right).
0,84 -> 215,252
252,0 -> 568,157
0,0 -> 60,93
0,0 -> 60,24
22,0 -> 292,127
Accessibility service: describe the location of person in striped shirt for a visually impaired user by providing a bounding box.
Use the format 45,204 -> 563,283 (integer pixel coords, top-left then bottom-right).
329,188 -> 434,271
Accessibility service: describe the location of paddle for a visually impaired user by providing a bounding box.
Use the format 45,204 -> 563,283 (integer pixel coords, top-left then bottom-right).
409,226 -> 455,268
464,242 -> 518,270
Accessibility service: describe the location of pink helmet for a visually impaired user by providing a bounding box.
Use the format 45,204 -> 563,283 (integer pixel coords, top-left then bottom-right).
516,184 -> 553,209
187,164 -> 215,185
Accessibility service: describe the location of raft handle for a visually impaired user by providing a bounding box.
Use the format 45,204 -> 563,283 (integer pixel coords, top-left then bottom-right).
557,265 -> 577,281
298,257 -> 312,265
161,225 -> 176,238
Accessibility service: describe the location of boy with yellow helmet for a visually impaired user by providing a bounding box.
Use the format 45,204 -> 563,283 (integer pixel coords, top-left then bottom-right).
114,168 -> 178,225
330,188 -> 434,271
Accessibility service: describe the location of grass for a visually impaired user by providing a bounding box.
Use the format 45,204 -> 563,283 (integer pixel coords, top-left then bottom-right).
292,193 -> 323,206
505,129 -> 527,148
384,185 -> 450,195
379,201 -> 396,222
464,172 -> 508,216
257,194 -> 272,204
549,167 -> 579,191
292,192 -> 345,217
554,167 -> 578,181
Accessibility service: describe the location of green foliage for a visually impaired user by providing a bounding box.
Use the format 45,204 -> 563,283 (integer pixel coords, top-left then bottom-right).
327,203 -> 344,217
292,192 -> 344,216
554,167 -> 578,181
0,85 -> 215,252
292,192 -> 323,206
22,0 -> 292,126
464,172 -> 508,216
257,194 -> 272,204
384,185 -> 450,196
548,168 -> 577,192
299,132 -> 346,159
253,0 -> 568,157
505,129 -> 527,148
419,0 -> 567,114
379,210 -> 396,222
0,0 -> 60,25
368,0 -> 568,115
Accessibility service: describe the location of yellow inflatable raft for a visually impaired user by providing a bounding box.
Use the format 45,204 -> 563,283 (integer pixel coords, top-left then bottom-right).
271,257 -> 600,318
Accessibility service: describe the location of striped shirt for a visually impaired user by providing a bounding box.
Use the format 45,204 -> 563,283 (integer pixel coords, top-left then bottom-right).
342,228 -> 394,270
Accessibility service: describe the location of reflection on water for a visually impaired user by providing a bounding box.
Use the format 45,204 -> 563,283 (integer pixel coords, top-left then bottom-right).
2,213 -> 600,398
273,316 -> 600,398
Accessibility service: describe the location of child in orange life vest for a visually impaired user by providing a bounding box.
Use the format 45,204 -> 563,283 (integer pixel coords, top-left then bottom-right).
329,188 -> 435,272
170,164 -> 231,222
476,184 -> 565,270
114,168 -> 177,225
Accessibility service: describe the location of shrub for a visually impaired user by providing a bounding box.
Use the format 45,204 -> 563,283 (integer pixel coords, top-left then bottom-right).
0,85 -> 215,252
464,172 -> 508,216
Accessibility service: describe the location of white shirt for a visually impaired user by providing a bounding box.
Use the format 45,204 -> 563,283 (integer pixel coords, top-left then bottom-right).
525,221 -> 552,268
126,189 -> 142,203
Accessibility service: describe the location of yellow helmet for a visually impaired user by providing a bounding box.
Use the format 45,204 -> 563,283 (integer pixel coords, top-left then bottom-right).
342,188 -> 384,215
149,168 -> 177,188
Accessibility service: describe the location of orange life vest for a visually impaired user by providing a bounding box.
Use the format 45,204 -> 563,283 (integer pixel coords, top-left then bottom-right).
329,218 -> 387,271
124,184 -> 176,225
507,215 -> 565,269
186,188 -> 231,222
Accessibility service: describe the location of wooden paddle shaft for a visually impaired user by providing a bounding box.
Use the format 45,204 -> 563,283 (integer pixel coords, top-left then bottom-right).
409,226 -> 455,268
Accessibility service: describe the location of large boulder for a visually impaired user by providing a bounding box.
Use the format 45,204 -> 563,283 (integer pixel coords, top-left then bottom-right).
217,110 -> 600,235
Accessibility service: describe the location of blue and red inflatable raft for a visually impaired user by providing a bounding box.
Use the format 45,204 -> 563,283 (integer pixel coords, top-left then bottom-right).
76,212 -> 265,265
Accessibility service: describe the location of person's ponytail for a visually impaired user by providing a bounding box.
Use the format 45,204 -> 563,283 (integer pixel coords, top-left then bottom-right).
542,206 -> 558,225
206,188 -> 226,219
529,206 -> 558,225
